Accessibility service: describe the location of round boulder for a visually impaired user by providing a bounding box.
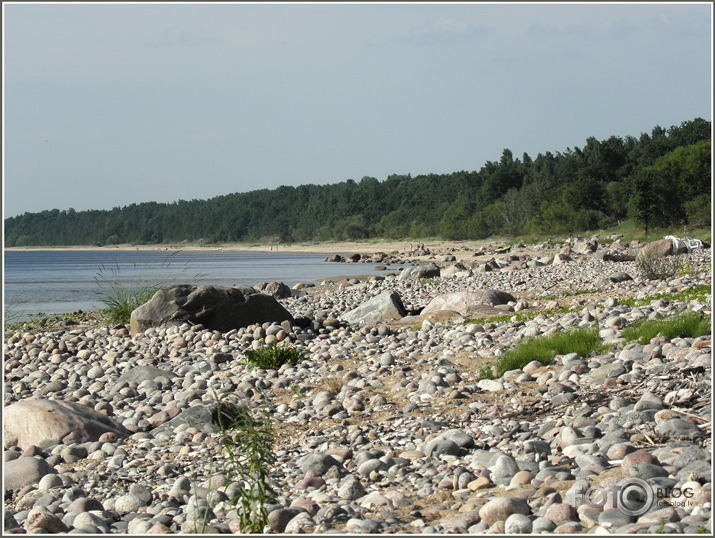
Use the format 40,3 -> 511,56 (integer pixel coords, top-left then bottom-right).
4,398 -> 129,450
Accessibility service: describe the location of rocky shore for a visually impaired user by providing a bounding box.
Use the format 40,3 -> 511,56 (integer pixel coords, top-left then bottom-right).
3,237 -> 712,535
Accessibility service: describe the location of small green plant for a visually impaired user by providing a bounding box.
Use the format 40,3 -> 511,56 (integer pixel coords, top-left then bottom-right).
678,261 -> 696,276
479,364 -> 495,380
622,310 -> 711,344
495,327 -> 607,377
242,344 -> 305,370
636,251 -> 683,281
214,401 -> 276,534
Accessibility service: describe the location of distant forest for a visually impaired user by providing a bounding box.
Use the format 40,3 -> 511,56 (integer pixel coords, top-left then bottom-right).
5,118 -> 711,247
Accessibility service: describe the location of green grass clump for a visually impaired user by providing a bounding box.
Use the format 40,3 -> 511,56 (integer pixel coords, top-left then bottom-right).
96,280 -> 159,325
242,345 -> 305,370
495,327 -> 607,377
621,310 -> 711,345
94,252 -> 201,325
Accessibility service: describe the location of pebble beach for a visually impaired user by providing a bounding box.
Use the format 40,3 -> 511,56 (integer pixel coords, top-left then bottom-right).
3,237 -> 712,535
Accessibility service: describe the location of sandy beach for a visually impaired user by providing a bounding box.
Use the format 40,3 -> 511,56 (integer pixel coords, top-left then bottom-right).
4,238 -> 519,263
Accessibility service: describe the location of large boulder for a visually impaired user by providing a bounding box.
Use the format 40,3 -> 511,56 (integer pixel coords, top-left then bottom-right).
130,284 -> 294,336
421,289 -> 516,317
341,291 -> 407,325
398,263 -> 440,282
636,239 -> 673,262
254,281 -> 292,299
4,398 -> 130,450
441,262 -> 472,277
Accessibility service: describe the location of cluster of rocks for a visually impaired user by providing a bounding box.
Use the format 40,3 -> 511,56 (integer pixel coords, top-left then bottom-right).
3,238 -> 712,534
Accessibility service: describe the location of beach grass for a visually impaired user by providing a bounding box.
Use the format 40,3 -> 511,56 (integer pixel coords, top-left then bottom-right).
494,327 -> 607,377
93,251 -> 203,325
621,310 -> 711,345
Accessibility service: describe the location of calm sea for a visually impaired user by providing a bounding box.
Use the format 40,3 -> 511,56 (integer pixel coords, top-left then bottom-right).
3,249 -> 393,322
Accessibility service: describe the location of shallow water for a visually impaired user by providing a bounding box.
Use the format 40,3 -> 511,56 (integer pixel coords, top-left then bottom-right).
3,249 -> 393,321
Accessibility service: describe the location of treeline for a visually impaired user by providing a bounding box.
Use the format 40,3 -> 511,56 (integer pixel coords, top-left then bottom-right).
5,118 -> 711,247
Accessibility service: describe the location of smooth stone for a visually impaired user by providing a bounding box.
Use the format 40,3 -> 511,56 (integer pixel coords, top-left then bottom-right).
337,477 -> 366,500
633,391 -> 665,411
479,497 -> 530,525
267,507 -> 307,533
655,418 -> 705,438
422,438 -> 461,458
297,453 -> 341,476
628,463 -> 670,479
37,473 -> 64,491
531,516 -> 557,533
504,513 -> 533,534
490,455 -> 521,486
599,508 -> 636,527
545,503 -> 578,523
4,457 -> 57,491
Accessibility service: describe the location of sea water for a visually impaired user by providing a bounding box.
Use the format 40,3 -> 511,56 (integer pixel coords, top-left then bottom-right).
3,249 -> 393,322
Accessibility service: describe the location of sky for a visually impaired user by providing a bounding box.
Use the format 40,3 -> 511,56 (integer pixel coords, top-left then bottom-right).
3,2 -> 712,218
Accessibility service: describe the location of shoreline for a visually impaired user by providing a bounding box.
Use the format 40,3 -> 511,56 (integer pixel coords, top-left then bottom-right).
3,238 -> 509,255
4,245 -> 712,534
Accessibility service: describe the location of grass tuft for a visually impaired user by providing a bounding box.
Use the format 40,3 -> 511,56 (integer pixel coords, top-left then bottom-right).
242,345 -> 305,370
322,377 -> 345,395
621,310 -> 711,344
93,252 -> 203,325
495,327 -> 606,377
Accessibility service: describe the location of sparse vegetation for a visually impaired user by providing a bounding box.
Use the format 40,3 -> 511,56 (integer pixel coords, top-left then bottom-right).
3,310 -> 103,339
214,401 -> 276,534
636,251 -> 683,281
618,284 -> 711,307
94,266 -> 161,325
468,304 -> 581,326
93,252 -> 201,324
621,310 -> 711,344
541,288 -> 602,301
495,327 -> 607,377
242,345 -> 305,370
323,377 -> 345,395
479,364 -> 496,380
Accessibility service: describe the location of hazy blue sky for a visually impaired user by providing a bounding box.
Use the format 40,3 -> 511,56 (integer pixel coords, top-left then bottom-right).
3,2 -> 712,218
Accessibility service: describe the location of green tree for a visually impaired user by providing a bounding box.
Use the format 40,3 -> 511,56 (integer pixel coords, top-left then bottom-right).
626,168 -> 673,232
